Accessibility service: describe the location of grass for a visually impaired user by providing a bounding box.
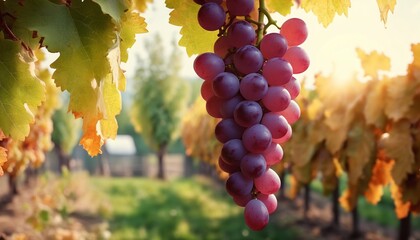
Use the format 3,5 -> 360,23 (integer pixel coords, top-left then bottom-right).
91,176 -> 301,240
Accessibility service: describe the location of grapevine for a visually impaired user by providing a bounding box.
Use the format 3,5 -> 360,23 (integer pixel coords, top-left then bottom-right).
193,0 -> 309,230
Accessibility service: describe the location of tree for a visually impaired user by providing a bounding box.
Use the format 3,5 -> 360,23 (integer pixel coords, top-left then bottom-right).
51,106 -> 81,172
130,34 -> 189,180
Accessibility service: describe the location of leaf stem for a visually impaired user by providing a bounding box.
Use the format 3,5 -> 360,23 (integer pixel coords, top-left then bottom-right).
256,0 -> 266,44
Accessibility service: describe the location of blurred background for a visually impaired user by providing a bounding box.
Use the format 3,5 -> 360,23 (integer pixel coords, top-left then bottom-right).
0,1 -> 420,240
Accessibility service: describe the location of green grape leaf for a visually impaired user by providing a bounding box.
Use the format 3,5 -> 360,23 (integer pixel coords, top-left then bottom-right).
301,0 -> 351,27
380,120 -> 415,185
120,12 -> 148,62
266,0 -> 294,16
93,0 -> 129,21
166,0 -> 218,56
356,48 -> 391,78
0,40 -> 45,140
16,0 -> 117,156
376,0 -> 396,24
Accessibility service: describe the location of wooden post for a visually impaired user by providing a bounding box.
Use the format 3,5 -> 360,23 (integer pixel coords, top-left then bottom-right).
398,212 -> 411,240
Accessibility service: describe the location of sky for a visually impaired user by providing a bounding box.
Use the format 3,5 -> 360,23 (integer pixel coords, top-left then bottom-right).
124,0 -> 420,85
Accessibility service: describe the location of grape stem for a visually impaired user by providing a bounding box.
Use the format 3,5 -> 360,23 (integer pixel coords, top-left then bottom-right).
256,0 -> 281,44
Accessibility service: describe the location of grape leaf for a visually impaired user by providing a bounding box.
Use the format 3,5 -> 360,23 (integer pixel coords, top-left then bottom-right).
17,0 -> 118,156
301,0 -> 351,27
166,0 -> 218,56
0,39 -> 45,140
345,122 -> 376,185
132,0 -> 153,13
411,43 -> 420,68
376,0 -> 396,24
93,0 -> 129,21
99,74 -> 121,139
380,120 -> 414,184
364,160 -> 393,204
120,12 -> 148,63
0,131 -> 6,176
391,181 -> 411,218
385,76 -> 416,121
356,48 -> 391,79
364,79 -> 387,128
266,0 -> 294,16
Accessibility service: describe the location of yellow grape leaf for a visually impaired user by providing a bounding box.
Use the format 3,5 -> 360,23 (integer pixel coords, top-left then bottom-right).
132,0 -> 153,13
345,122 -> 376,185
391,180 -> 411,219
380,120 -> 414,184
0,131 -> 6,176
356,48 -> 391,78
376,0 -> 396,24
301,0 -> 351,27
385,76 -> 416,121
99,74 -> 122,139
364,160 -> 393,204
364,79 -> 387,127
266,0 -> 294,15
0,40 -> 45,140
120,12 -> 148,62
166,0 -> 218,56
411,43 -> 420,68
339,187 -> 358,211
317,147 -> 338,195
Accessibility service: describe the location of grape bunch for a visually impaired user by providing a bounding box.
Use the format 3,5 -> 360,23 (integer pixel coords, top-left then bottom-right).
193,0 -> 309,231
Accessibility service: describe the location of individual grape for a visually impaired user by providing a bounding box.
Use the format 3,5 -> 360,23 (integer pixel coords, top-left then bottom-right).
206,96 -> 223,118
260,33 -> 288,59
200,79 -> 213,101
233,101 -> 263,128
257,193 -> 278,214
239,73 -> 268,101
240,153 -> 267,178
233,193 -> 253,207
254,168 -> 281,195
197,3 -> 226,31
220,94 -> 243,118
218,157 -> 240,174
261,86 -> 291,112
212,72 -> 240,99
263,143 -> 283,166
215,118 -> 244,143
244,199 -> 269,231
283,46 -> 310,74
261,113 -> 288,139
233,45 -> 264,75
272,124 -> 292,144
194,52 -> 225,80
262,58 -> 293,86
221,139 -> 248,166
214,36 -> 231,58
278,100 -> 300,124
226,0 -> 254,16
226,172 -> 253,196
242,124 -> 272,153
282,76 -> 300,99
227,21 -> 256,48
280,18 -> 308,46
